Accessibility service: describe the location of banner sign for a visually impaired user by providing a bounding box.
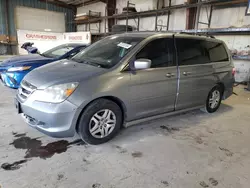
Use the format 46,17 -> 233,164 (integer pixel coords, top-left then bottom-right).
17,30 -> 91,55
25,33 -> 58,40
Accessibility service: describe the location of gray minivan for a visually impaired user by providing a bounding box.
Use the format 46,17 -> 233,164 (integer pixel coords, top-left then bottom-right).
15,32 -> 234,144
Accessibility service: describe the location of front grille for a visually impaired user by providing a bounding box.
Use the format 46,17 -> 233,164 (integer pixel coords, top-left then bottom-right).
18,80 -> 37,101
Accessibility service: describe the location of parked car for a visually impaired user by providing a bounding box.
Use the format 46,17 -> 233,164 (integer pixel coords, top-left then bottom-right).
0,43 -> 86,88
15,32 -> 235,145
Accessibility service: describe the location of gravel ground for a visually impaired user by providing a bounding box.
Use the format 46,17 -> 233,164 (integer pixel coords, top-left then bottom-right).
0,84 -> 250,188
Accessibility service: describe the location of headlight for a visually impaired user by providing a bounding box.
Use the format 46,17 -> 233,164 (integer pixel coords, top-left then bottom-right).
8,66 -> 31,72
32,82 -> 79,103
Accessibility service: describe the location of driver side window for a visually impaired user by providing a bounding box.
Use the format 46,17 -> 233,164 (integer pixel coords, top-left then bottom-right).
136,38 -> 174,68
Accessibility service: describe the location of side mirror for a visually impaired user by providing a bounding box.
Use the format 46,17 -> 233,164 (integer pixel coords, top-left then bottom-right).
134,58 -> 151,70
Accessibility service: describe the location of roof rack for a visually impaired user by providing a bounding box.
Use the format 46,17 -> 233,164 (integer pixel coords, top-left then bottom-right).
178,32 -> 215,38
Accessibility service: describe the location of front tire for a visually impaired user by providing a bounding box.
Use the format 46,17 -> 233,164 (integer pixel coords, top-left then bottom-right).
78,99 -> 122,145
202,85 -> 223,113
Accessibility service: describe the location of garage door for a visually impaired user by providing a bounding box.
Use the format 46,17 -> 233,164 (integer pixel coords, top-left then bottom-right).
15,6 -> 65,33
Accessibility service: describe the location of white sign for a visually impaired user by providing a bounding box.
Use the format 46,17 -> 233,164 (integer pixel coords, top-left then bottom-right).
17,30 -> 91,55
117,42 -> 132,49
63,32 -> 91,44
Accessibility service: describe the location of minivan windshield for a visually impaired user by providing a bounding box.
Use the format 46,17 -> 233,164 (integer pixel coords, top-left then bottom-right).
71,36 -> 143,68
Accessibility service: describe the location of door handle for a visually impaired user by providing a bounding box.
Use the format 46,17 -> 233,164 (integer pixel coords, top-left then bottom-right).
183,71 -> 192,76
166,73 -> 175,78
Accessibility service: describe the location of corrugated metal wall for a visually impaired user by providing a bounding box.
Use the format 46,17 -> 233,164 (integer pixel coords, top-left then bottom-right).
0,0 -> 75,37
0,0 -> 7,36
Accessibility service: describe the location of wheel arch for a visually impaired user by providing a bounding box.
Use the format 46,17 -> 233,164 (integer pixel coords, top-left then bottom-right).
216,82 -> 225,95
75,96 -> 127,133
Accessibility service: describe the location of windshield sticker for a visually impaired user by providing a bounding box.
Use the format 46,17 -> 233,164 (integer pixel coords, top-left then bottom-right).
117,42 -> 132,49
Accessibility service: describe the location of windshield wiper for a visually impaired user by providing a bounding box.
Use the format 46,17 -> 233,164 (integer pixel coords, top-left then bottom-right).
79,60 -> 102,68
40,53 -> 50,58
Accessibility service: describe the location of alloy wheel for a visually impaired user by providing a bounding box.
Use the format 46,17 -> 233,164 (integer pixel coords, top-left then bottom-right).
209,90 -> 221,109
89,109 -> 116,138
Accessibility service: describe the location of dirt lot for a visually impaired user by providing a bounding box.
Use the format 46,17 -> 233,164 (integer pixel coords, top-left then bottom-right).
0,84 -> 250,188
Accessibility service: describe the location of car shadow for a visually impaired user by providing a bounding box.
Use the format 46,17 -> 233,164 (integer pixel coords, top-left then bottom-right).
113,103 -> 234,143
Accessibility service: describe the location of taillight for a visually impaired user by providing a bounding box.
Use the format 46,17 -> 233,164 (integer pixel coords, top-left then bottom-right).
232,67 -> 236,76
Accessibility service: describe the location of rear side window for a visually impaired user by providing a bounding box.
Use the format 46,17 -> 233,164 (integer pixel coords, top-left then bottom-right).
204,41 -> 229,62
176,38 -> 210,66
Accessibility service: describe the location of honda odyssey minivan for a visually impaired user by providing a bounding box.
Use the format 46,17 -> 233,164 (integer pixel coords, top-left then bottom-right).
15,32 -> 234,145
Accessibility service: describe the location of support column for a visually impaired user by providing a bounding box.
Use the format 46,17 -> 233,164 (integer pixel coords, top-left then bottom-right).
107,0 -> 116,32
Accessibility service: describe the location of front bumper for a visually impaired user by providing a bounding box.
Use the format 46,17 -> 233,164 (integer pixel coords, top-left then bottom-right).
0,72 -> 26,88
16,94 -> 81,138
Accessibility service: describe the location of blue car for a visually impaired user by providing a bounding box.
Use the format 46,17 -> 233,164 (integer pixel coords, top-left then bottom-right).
0,43 -> 86,88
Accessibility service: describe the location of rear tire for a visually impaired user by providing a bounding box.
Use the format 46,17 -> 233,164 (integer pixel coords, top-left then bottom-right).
202,85 -> 223,113
78,99 -> 122,145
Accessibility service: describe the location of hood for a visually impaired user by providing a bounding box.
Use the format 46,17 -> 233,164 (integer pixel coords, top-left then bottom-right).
24,59 -> 105,89
0,54 -> 53,67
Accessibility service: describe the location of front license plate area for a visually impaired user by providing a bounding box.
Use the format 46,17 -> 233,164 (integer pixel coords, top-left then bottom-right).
15,99 -> 23,114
